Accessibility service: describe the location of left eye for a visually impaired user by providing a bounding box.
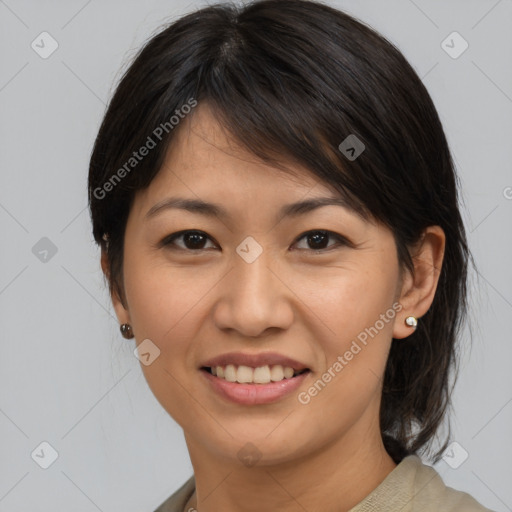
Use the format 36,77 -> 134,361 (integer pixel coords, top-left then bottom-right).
161,230 -> 217,251
293,230 -> 348,252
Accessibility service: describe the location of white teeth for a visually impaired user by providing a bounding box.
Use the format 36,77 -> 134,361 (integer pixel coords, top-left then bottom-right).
270,365 -> 284,381
236,365 -> 253,383
224,364 -> 237,382
254,365 -> 271,384
210,364 -> 302,384
283,366 -> 294,379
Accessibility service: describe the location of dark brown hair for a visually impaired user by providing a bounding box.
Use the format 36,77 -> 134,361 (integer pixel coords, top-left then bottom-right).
88,0 -> 475,464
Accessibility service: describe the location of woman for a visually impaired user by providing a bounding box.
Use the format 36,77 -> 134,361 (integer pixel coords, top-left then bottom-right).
88,1 -> 495,510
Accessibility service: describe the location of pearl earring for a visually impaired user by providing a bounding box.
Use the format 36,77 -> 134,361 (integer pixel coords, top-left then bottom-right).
405,316 -> 418,328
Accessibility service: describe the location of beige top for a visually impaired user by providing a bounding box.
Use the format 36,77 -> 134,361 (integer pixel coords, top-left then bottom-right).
153,454 -> 495,512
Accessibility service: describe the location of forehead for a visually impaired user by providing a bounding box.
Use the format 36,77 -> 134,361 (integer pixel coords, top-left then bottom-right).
128,103 -> 374,233
141,104 -> 339,204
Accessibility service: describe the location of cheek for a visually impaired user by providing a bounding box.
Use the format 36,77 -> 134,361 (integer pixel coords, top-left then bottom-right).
122,258 -> 211,425
304,261 -> 399,403
123,252 -> 211,342
301,259 -> 399,345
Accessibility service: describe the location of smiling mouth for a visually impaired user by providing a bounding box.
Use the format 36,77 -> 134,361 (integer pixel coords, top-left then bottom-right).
201,365 -> 310,384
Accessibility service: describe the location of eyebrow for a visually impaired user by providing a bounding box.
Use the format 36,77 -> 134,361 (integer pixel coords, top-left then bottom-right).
144,196 -> 357,221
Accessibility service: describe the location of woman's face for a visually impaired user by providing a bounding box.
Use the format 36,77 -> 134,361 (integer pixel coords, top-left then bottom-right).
111,104 -> 417,466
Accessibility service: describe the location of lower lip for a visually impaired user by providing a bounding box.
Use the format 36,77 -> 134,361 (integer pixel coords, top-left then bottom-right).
200,369 -> 310,405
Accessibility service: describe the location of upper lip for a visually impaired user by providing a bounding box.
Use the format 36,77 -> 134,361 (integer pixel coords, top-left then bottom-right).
200,352 -> 309,371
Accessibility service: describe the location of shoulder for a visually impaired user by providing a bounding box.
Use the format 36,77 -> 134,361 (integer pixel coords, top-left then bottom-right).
383,454 -> 495,512
153,475 -> 195,512
153,457 -> 496,512
349,455 -> 495,512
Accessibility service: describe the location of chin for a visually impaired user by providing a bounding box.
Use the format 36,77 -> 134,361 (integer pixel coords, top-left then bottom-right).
197,424 -> 312,465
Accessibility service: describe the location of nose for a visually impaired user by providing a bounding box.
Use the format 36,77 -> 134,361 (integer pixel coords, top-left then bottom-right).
212,244 -> 294,338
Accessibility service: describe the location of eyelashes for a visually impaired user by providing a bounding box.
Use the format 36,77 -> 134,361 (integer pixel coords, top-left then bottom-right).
159,229 -> 353,254
161,230 -> 217,251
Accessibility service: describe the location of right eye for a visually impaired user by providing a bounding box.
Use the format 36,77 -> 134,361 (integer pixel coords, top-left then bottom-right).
160,230 -> 218,251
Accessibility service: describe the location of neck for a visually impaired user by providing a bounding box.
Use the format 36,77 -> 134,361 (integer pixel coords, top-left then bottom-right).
182,425 -> 397,512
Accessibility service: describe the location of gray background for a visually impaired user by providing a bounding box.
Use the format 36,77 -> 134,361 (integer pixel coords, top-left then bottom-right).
0,0 -> 511,510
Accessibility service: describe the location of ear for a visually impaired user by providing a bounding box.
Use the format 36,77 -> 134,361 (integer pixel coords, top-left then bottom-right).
393,225 -> 446,339
101,247 -> 131,326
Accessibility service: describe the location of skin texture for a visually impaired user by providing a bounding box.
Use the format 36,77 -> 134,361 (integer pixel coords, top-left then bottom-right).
102,104 -> 445,512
